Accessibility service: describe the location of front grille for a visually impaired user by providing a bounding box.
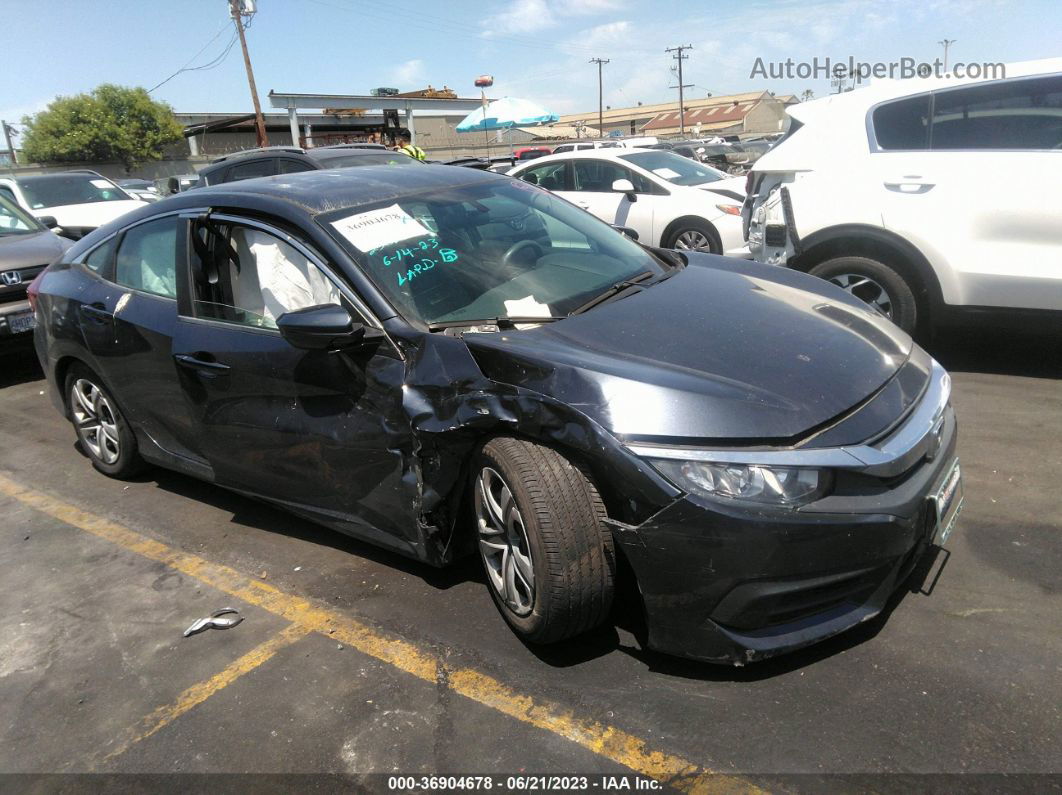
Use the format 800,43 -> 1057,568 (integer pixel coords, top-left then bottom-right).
0,264 -> 46,305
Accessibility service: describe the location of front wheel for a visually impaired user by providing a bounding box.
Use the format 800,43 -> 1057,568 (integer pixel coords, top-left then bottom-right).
474,437 -> 614,644
664,219 -> 721,254
809,255 -> 920,334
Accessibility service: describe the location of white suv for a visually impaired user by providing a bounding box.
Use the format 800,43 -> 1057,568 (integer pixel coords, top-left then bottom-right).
744,58 -> 1062,334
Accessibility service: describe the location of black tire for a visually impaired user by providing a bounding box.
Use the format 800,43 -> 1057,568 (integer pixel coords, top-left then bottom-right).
809,255 -> 920,334
65,363 -> 145,479
663,218 -> 722,254
474,437 -> 614,644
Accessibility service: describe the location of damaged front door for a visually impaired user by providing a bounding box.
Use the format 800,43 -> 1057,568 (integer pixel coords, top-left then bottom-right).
173,213 -> 417,554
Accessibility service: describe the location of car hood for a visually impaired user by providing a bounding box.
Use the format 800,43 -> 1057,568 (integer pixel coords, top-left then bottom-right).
464,255 -> 914,442
32,200 -> 146,229
0,229 -> 70,270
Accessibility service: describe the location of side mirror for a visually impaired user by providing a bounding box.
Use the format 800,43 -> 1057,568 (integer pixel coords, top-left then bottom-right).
276,304 -> 381,350
610,224 -> 639,241
611,178 -> 637,202
38,216 -> 58,229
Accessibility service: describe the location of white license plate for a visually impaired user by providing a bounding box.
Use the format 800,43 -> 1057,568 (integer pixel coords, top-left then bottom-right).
8,312 -> 36,334
931,459 -> 963,545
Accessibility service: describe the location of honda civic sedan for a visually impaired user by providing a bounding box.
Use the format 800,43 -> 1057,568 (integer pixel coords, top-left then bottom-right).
29,166 -> 962,664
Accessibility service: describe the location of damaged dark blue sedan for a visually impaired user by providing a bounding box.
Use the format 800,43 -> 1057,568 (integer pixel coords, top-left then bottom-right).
29,166 -> 962,664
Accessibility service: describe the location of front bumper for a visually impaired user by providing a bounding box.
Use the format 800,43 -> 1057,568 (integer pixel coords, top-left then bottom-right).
617,363 -> 959,665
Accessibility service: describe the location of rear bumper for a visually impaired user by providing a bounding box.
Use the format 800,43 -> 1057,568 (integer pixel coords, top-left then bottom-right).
617,404 -> 958,665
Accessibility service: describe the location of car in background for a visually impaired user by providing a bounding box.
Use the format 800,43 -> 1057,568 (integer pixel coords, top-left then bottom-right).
156,174 -> 201,196
510,148 -> 749,257
551,140 -> 624,154
193,145 -> 423,188
0,193 -> 71,345
319,142 -> 388,150
0,171 -> 147,240
744,58 -> 1062,334
31,165 -> 962,665
116,179 -> 161,203
513,146 -> 552,161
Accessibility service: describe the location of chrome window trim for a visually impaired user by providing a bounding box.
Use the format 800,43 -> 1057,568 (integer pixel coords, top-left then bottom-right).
629,359 -> 952,478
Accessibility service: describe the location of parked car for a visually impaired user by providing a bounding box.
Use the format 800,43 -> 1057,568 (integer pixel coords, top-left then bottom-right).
509,149 -> 748,256
551,140 -> 624,154
513,146 -> 552,161
193,145 -> 423,188
744,58 -> 1062,334
0,171 -> 147,239
116,179 -> 161,203
0,193 -> 71,345
156,174 -> 200,196
30,165 -> 962,664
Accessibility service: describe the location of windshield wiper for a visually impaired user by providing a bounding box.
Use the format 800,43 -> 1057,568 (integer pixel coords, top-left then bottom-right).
568,270 -> 656,316
427,315 -> 566,332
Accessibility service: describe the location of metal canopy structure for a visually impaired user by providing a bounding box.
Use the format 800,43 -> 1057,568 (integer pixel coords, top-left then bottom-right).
268,91 -> 485,145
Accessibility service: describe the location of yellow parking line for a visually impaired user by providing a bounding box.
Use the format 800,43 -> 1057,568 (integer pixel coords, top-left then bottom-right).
0,473 -> 761,793
98,623 -> 311,766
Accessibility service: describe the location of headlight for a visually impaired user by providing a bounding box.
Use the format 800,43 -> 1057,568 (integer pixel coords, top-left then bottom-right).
649,459 -> 830,507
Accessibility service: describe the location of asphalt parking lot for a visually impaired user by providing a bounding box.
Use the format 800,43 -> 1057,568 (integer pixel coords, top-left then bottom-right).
1,326 -> 1060,789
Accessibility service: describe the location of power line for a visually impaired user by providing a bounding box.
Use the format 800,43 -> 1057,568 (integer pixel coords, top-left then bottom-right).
147,19 -> 235,94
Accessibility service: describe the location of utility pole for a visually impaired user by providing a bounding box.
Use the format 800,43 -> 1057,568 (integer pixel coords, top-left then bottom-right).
938,39 -> 956,72
666,45 -> 693,135
589,58 -> 609,138
229,0 -> 269,148
1,121 -> 16,166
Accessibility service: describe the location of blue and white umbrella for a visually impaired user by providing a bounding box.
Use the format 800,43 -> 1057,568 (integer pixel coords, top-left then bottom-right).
456,97 -> 559,132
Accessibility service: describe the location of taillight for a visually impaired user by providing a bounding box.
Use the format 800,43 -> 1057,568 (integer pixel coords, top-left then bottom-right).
27,268 -> 45,314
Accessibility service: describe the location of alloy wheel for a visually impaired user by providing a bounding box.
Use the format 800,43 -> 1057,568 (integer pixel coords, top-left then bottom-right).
475,466 -> 535,616
827,272 -> 894,318
673,229 -> 713,251
70,378 -> 121,465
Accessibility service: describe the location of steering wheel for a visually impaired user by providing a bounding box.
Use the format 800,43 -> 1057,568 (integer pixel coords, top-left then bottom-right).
501,240 -> 544,270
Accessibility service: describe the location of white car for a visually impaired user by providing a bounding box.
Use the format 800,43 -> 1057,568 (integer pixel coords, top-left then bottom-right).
550,140 -> 626,154
0,171 -> 147,240
744,58 -> 1062,334
509,149 -> 749,257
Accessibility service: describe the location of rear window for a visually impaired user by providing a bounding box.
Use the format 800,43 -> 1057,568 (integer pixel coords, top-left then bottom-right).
16,175 -> 130,209
872,95 -> 931,150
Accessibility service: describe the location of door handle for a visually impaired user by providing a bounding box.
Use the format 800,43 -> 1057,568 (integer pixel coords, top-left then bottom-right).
883,176 -> 934,194
174,353 -> 230,375
576,202 -> 591,209
78,303 -> 112,324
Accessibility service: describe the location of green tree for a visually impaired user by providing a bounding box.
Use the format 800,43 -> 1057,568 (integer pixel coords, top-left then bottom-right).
21,85 -> 183,172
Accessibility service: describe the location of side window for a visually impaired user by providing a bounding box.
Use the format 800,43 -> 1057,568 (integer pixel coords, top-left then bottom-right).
552,144 -> 573,154
872,95 -> 931,151
227,158 -> 276,182
278,159 -> 314,174
190,223 -> 343,329
83,237 -> 117,274
931,75 -> 1062,150
519,162 -> 568,191
572,160 -> 643,192
114,216 -> 179,298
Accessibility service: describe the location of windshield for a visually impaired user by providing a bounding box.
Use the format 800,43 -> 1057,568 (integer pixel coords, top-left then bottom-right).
319,179 -> 664,327
311,152 -> 422,168
17,175 -> 131,209
0,193 -> 41,235
619,151 -> 726,186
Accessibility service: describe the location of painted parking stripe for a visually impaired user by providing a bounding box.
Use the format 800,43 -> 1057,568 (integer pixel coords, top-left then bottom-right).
98,623 -> 312,766
0,473 -> 760,793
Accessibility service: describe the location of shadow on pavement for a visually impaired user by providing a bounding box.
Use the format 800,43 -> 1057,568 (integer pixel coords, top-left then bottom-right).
926,324 -> 1062,379
0,345 -> 43,389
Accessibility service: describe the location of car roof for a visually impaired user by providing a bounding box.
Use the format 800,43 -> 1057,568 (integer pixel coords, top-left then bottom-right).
165,164 -> 507,215
305,147 -> 404,161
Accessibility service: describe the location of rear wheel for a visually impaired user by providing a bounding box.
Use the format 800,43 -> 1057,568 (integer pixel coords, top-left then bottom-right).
664,219 -> 721,254
809,255 -> 920,333
475,437 -> 614,644
65,364 -> 144,479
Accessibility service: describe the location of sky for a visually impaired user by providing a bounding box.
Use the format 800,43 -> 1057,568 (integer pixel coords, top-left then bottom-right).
3,0 -> 1061,141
